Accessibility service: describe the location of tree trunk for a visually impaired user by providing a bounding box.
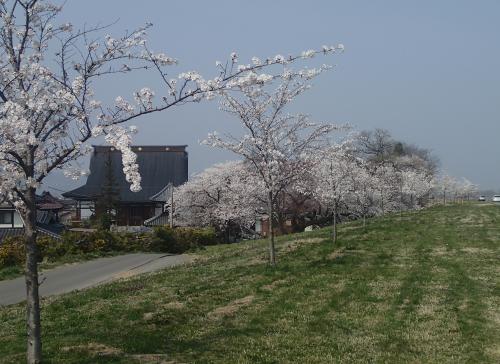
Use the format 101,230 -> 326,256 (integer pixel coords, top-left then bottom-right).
332,201 -> 337,244
400,185 -> 403,217
267,191 -> 276,266
24,188 -> 42,364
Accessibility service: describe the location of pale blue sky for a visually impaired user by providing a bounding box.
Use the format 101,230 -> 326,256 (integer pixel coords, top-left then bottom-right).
44,0 -> 500,192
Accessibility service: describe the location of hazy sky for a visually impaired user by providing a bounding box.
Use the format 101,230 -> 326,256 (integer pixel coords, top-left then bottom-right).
43,0 -> 500,193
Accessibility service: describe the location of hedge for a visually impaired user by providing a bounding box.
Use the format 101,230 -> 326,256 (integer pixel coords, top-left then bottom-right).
0,226 -> 218,269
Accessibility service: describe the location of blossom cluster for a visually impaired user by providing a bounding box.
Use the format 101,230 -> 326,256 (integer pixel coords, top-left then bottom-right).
93,125 -> 142,192
174,161 -> 263,229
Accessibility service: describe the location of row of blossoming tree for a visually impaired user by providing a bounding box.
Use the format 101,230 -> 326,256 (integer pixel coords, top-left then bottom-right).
435,174 -> 478,204
172,141 -> 422,233
174,119 -> 478,249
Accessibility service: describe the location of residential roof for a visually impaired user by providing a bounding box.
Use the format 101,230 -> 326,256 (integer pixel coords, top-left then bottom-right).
2,192 -> 67,211
0,228 -> 24,242
0,224 -> 63,243
63,145 -> 188,203
36,191 -> 65,211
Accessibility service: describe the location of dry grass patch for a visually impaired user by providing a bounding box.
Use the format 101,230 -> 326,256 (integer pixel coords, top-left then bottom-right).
459,215 -> 477,224
432,246 -> 451,257
327,247 -> 345,261
130,353 -> 177,363
417,293 -> 440,317
369,279 -> 401,301
241,255 -> 267,266
281,237 -> 325,253
339,225 -> 362,232
484,299 -> 500,361
163,300 -> 185,309
60,342 -> 122,356
460,247 -> 494,254
207,295 -> 255,319
261,279 -> 289,291
328,279 -> 346,292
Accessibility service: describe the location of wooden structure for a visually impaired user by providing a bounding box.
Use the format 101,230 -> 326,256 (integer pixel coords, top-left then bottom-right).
63,145 -> 188,226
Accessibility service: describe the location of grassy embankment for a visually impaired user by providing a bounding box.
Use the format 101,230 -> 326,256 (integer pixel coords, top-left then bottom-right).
0,203 -> 499,363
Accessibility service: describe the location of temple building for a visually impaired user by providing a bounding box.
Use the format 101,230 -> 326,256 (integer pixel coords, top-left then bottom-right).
63,145 -> 188,226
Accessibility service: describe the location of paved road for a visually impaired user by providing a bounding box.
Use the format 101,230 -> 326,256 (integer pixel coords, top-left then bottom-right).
0,253 -> 191,306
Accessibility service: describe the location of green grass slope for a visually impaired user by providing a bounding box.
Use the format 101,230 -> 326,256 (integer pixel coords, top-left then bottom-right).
1,203 -> 499,363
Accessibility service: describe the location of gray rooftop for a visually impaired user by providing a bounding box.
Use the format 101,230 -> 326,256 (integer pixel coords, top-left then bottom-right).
63,145 -> 188,203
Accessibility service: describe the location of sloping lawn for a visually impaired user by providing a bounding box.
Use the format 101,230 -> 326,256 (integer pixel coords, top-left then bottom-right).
0,203 -> 499,363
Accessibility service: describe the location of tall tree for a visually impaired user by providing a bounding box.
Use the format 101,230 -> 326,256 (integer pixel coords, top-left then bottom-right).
0,1 -> 340,361
356,128 -> 394,162
94,151 -> 119,230
309,144 -> 354,243
349,159 -> 377,229
204,69 -> 345,265
437,174 -> 456,205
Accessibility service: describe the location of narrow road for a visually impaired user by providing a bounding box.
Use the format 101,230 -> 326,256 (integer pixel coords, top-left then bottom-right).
0,253 -> 191,306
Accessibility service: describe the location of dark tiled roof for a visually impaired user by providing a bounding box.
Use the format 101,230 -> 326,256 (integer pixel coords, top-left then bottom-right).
63,145 -> 188,203
36,192 -> 64,210
37,202 -> 64,210
0,224 -> 63,243
0,228 -> 24,242
37,223 -> 66,235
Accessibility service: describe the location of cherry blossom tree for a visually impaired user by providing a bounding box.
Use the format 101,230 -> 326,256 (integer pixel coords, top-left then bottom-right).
436,174 -> 457,205
204,70 -> 345,265
369,163 -> 399,214
463,178 -> 478,201
174,161 -> 263,237
392,154 -> 432,207
308,144 -> 354,243
401,169 -> 434,208
348,159 -> 377,228
455,177 -> 477,203
0,1 -> 341,361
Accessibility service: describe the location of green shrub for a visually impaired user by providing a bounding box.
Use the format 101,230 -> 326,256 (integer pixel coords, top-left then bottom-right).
0,237 -> 25,267
191,227 -> 218,246
89,230 -> 118,252
151,226 -> 187,254
37,236 -> 71,261
0,226 -> 220,269
59,231 -> 90,254
150,226 -> 219,254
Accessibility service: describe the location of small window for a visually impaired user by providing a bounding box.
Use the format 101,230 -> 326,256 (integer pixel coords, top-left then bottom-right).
0,210 -> 13,225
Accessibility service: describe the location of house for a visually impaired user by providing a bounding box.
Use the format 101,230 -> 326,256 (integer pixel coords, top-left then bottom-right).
255,214 -> 295,238
35,192 -> 67,234
63,145 -> 188,227
0,192 -> 66,243
0,203 -> 25,242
